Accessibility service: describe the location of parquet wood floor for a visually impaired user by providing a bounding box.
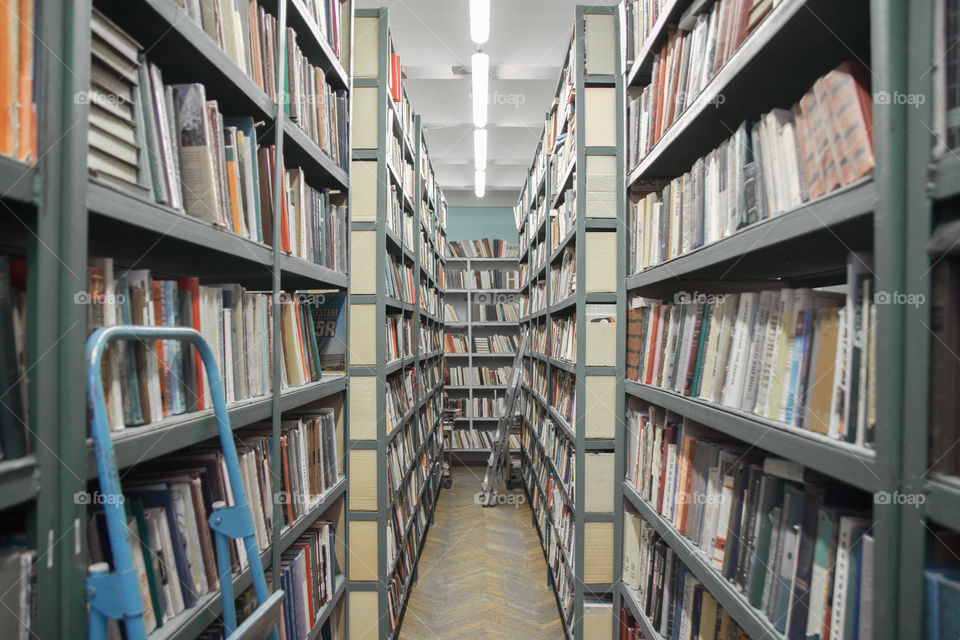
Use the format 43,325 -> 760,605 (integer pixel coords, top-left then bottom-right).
397,465 -> 565,639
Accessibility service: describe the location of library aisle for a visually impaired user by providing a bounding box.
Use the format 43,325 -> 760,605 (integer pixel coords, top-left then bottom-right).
398,467 -> 564,639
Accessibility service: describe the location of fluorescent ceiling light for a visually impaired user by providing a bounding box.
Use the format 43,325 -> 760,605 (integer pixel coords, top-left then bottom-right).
474,128 -> 487,171
475,170 -> 486,198
472,53 -> 488,128
470,0 -> 489,44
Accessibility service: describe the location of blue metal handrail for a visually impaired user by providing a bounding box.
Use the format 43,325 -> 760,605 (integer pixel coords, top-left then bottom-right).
85,325 -> 279,640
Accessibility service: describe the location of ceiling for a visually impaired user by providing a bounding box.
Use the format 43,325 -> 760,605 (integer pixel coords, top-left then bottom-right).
353,0 -> 610,206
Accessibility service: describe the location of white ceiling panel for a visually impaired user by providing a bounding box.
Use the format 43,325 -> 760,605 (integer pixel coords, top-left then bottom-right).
354,0 -> 601,206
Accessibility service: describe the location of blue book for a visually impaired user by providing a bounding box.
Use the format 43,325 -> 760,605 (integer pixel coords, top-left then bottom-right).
925,567 -> 960,639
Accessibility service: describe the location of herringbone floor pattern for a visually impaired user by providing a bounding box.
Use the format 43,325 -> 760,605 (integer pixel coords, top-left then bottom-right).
398,465 -> 565,639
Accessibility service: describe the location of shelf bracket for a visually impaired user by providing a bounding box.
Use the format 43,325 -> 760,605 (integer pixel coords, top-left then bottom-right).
86,565 -> 145,622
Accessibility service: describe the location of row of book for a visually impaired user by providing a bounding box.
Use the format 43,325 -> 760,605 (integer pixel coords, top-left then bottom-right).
552,370 -> 576,425
444,366 -> 471,386
474,366 -> 512,386
386,314 -> 414,362
471,302 -> 520,322
621,528 -> 751,640
467,269 -> 519,290
620,0 -> 666,69
627,0 -> 774,165
387,412 -> 435,490
443,303 -> 460,322
418,281 -> 440,317
551,315 -> 576,362
447,239 -> 519,258
86,259 -> 345,430
89,13 -> 348,270
529,417 -> 575,493
276,521 -> 340,640
449,428 -> 495,450
628,63 -> 873,272
626,266 -> 877,445
529,240 -> 548,277
299,0 -> 348,61
0,256 -> 28,460
443,332 -> 469,353
387,182 -> 415,249
385,253 -> 415,303
0,0 -> 36,163
624,404 -> 875,639
550,247 -> 576,303
527,282 -> 546,315
469,396 -> 504,418
385,368 -> 416,433
88,408 -> 341,632
443,269 -> 467,289
550,193 -> 576,251
422,323 -> 442,352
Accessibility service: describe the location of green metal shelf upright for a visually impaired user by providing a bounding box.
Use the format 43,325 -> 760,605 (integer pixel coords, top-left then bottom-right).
347,9 -> 446,638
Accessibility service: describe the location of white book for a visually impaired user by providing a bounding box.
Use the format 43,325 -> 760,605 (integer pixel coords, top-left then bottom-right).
741,289 -> 774,411
721,292 -> 757,407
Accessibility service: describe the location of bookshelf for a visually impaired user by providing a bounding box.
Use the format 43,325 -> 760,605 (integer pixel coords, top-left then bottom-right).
514,7 -> 622,639
616,1 -> 901,639
443,255 -> 520,461
0,0 -> 355,637
347,8 -> 446,638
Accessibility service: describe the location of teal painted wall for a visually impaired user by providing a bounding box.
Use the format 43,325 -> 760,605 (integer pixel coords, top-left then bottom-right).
446,206 -> 517,242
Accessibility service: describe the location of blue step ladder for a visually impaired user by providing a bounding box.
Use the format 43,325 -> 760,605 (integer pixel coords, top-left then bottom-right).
85,326 -> 283,640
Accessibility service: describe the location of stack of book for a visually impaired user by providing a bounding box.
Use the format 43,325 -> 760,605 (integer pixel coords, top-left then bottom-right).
624,404 -> 874,639
447,239 -> 519,258
550,247 -> 576,303
87,10 -> 145,195
0,256 -> 28,460
0,0 -> 37,163
473,336 -> 490,354
625,259 -> 877,445
629,62 -> 873,272
626,0 -> 776,166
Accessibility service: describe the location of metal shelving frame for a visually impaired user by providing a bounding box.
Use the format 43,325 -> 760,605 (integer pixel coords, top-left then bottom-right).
0,0 -> 356,637
347,9 -> 446,638
442,256 -> 520,462
514,7 -> 623,639
614,1 -> 906,639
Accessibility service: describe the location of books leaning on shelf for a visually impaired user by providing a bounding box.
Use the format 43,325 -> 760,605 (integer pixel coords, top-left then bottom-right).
447,238 -> 520,258
385,368 -> 416,433
385,253 -> 415,303
551,314 -> 576,362
628,62 -> 873,272
85,258 -> 341,430
550,246 -> 576,303
0,0 -> 37,163
624,402 -> 874,639
386,314 -> 413,361
88,11 -> 349,269
471,269 -> 518,290
621,515 -> 752,640
625,0 -> 779,166
443,332 -> 469,353
552,369 -> 575,425
0,255 -> 28,460
0,542 -> 36,640
625,259 -> 877,446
